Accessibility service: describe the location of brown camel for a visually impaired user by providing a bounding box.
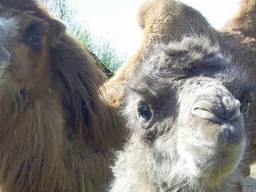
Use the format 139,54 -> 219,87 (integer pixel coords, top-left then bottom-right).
0,1 -> 123,192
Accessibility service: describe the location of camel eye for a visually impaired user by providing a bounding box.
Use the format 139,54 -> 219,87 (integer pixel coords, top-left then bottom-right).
137,102 -> 152,123
24,22 -> 45,52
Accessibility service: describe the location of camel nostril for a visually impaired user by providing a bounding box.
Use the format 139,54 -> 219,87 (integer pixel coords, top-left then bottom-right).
192,100 -> 222,123
192,99 -> 241,123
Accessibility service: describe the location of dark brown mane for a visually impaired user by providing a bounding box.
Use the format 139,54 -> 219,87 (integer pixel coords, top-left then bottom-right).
0,0 -> 123,191
1,0 -> 122,149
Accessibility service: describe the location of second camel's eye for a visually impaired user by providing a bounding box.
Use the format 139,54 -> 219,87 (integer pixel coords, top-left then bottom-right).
137,102 -> 152,123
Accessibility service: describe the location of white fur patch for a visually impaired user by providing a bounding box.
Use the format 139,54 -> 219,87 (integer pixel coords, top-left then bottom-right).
0,16 -> 17,65
0,16 -> 18,42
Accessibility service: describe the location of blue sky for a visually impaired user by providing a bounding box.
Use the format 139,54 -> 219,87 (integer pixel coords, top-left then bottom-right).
72,0 -> 241,57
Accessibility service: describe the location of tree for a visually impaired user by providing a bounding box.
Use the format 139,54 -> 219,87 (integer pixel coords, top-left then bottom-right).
40,0 -> 75,29
39,0 -> 124,73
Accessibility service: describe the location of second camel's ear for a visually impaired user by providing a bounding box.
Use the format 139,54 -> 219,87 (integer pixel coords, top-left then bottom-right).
137,0 -> 152,29
48,19 -> 66,47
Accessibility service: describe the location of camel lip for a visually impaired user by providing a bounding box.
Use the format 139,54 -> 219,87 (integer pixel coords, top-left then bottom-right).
182,135 -> 245,156
190,140 -> 245,179
177,136 -> 245,187
216,123 -> 245,146
179,123 -> 245,159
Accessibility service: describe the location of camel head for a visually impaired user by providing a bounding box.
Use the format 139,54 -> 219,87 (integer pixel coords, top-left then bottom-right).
123,36 -> 253,190
0,6 -> 65,93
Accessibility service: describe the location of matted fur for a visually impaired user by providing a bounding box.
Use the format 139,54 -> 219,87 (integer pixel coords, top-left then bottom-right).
0,1 -> 123,191
104,0 -> 256,179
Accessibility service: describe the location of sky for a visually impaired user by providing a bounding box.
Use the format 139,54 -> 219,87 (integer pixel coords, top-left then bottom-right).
72,0 -> 241,57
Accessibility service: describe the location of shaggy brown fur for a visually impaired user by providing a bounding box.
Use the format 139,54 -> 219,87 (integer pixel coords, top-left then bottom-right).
0,1 -> 123,192
104,0 -> 256,176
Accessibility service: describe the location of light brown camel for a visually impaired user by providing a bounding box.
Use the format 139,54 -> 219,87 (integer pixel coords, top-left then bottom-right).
0,1 -> 123,192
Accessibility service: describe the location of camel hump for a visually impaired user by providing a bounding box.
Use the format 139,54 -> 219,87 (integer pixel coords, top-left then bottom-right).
223,0 -> 256,38
137,0 -> 216,42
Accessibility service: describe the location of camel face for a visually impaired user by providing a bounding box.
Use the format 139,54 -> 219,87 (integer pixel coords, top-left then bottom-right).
0,7 -> 65,91
122,37 -> 252,189
177,76 -> 245,184
0,10 -> 46,71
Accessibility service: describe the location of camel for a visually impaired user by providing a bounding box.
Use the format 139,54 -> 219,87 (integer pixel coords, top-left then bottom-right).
0,1 -> 123,192
104,0 -> 256,176
109,36 -> 252,192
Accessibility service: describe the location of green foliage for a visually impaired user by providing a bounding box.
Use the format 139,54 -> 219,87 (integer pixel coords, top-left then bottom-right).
40,0 -> 124,73
71,27 -> 124,72
71,26 -> 92,50
90,40 -> 124,72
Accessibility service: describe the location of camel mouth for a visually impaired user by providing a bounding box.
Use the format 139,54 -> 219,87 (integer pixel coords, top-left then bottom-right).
178,139 -> 245,186
199,140 -> 245,166
178,121 -> 246,184
196,142 -> 245,185
184,122 -> 245,157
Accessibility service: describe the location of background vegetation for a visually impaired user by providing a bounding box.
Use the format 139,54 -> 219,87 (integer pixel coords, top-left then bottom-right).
40,0 -> 124,73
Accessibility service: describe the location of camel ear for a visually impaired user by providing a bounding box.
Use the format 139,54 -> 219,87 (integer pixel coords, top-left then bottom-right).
48,19 -> 66,47
137,0 -> 153,29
